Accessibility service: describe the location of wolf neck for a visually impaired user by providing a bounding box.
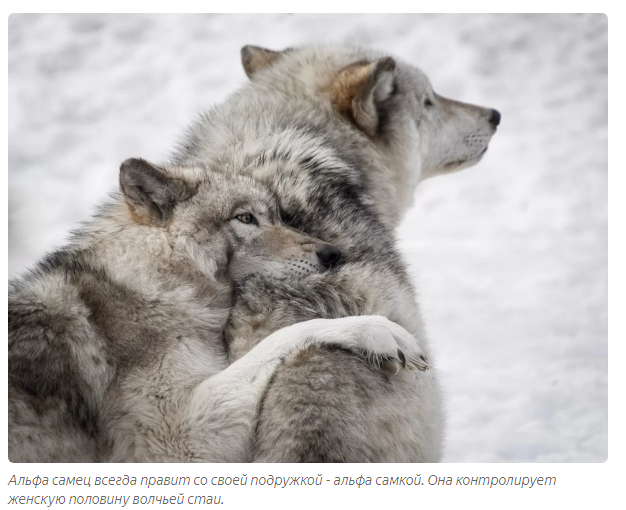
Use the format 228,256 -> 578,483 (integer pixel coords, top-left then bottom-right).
69,198 -> 229,305
360,146 -> 420,227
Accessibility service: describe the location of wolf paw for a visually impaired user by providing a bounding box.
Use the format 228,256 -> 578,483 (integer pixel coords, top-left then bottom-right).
308,315 -> 429,373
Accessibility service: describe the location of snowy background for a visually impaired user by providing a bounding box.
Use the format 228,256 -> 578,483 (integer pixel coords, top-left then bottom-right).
8,14 -> 607,462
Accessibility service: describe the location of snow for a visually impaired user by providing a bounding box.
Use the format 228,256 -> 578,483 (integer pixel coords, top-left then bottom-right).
7,13 -> 607,462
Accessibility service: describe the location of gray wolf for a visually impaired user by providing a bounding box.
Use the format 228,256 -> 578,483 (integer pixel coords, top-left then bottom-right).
176,45 -> 500,461
8,157 -> 426,462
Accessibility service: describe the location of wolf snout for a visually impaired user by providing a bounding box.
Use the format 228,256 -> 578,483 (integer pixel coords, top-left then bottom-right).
316,244 -> 341,268
489,109 -> 501,128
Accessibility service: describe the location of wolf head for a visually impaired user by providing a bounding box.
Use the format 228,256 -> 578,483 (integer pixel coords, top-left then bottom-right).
240,45 -> 499,214
119,158 -> 340,282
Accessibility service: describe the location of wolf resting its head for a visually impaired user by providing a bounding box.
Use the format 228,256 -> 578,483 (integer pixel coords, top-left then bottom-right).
119,157 -> 341,283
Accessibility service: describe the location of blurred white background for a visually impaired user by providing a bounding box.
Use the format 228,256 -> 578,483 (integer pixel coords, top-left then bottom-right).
8,14 -> 607,462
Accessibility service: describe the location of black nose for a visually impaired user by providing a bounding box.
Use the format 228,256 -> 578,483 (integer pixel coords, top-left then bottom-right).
489,109 -> 501,128
316,244 -> 341,268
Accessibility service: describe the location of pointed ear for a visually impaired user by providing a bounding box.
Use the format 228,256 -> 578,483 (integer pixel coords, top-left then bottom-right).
241,45 -> 283,79
119,158 -> 196,226
329,57 -> 396,136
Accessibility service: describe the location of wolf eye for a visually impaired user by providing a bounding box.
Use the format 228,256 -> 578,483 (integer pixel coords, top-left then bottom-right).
236,213 -> 257,225
424,98 -> 434,107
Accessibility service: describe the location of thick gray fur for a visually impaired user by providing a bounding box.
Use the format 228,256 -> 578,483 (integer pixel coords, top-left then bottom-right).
9,157 -> 425,462
9,45 -> 498,462
177,45 -> 500,462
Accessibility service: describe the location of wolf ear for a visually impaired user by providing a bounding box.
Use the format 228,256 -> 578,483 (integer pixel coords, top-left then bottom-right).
119,158 -> 196,226
329,57 -> 396,137
241,45 -> 283,79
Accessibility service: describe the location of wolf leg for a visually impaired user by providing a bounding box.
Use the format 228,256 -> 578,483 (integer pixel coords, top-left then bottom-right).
179,315 -> 422,462
228,266 -> 440,462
